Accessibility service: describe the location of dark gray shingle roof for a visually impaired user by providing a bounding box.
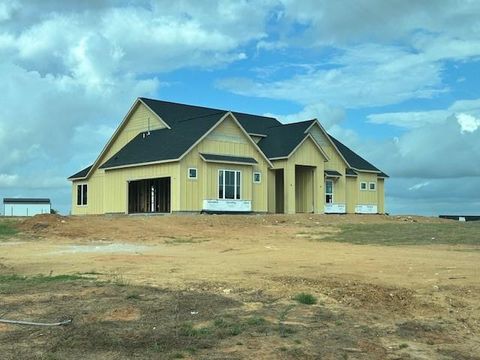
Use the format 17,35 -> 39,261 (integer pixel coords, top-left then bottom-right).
200,153 -> 258,164
257,120 -> 315,159
325,170 -> 342,177
68,165 -> 93,179
329,135 -> 381,173
3,198 -> 50,204
69,98 -> 387,178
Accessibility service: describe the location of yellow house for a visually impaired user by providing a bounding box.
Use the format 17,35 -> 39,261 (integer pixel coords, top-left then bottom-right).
68,98 -> 388,215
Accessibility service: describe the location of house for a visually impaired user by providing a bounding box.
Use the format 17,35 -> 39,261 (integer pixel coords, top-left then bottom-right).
68,98 -> 388,215
3,198 -> 51,216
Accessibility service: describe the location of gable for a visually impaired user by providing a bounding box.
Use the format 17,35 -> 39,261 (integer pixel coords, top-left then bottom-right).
308,124 -> 348,171
98,102 -> 166,167
192,114 -> 271,167
289,136 -> 328,165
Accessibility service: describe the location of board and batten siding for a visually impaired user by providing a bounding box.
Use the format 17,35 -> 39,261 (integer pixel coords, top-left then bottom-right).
271,137 -> 326,214
179,115 -> 270,212
102,162 -> 180,214
377,178 -> 385,213
308,125 -> 347,204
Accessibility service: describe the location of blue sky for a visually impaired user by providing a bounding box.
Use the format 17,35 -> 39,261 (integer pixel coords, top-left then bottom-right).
0,0 -> 479,215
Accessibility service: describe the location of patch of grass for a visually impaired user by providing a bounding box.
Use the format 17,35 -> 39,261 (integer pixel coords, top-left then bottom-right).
0,274 -> 89,294
294,292 -> 317,305
318,222 -> 480,246
179,322 -> 212,337
0,221 -> 18,238
246,316 -> 267,326
126,292 -> 141,300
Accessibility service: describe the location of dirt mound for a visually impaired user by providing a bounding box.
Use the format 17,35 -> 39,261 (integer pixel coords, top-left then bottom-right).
18,214 -> 67,233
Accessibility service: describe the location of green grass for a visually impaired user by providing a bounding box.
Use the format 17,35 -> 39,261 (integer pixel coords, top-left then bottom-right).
0,274 -> 89,294
317,222 -> 480,246
293,292 -> 317,305
0,221 -> 18,238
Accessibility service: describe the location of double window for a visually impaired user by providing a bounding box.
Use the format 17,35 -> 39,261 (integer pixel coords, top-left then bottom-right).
77,184 -> 88,206
218,170 -> 241,200
325,180 -> 333,203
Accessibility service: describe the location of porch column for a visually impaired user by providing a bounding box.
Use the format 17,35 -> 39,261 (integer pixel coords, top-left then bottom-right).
284,163 -> 296,214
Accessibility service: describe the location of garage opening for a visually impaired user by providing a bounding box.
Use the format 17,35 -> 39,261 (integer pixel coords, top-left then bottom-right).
128,177 -> 171,214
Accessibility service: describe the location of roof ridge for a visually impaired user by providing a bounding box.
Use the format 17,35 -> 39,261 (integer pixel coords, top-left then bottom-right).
176,110 -> 226,123
140,97 -> 278,121
265,118 -> 316,130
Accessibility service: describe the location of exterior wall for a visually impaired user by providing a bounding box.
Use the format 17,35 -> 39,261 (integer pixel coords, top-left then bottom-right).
3,203 -> 50,216
377,178 -> 385,213
357,172 -> 378,205
309,125 -> 348,205
267,169 -> 276,213
271,137 -> 326,214
345,176 -> 358,214
178,115 -> 270,212
100,103 -> 166,167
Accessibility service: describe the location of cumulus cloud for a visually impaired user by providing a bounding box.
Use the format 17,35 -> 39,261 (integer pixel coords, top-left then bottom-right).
457,113 -> 480,134
264,102 -> 345,128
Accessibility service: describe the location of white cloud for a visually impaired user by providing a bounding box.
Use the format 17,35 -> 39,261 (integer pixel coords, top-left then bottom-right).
264,102 -> 345,128
408,181 -> 430,191
218,44 -> 446,108
457,113 -> 480,134
0,174 -> 19,187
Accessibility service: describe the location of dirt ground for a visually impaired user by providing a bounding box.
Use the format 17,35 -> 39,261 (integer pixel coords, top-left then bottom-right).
0,214 -> 479,359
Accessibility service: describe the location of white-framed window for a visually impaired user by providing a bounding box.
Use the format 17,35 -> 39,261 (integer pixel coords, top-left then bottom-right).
369,182 -> 376,191
218,169 -> 241,200
325,179 -> 333,204
253,172 -> 261,183
76,184 -> 88,206
188,168 -> 197,179
360,182 -> 367,191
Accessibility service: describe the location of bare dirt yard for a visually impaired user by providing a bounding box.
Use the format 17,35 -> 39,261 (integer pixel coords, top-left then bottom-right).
0,214 -> 479,359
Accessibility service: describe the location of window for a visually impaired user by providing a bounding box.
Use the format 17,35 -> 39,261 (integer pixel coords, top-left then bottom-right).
188,168 -> 197,179
218,170 -> 241,200
77,184 -> 87,206
253,172 -> 261,183
325,180 -> 333,204
369,182 -> 376,191
360,182 -> 367,191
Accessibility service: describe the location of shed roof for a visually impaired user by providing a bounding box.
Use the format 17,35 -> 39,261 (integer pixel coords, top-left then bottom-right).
200,153 -> 258,165
3,198 -> 51,204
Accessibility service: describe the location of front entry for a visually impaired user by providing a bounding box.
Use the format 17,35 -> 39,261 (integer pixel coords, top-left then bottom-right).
128,177 -> 171,214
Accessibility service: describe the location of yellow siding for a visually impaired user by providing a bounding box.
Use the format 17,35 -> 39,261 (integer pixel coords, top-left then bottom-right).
71,172 -> 105,215
103,162 -> 180,213
357,172 -> 378,205
272,137 -> 326,214
99,103 -> 166,167
346,177 -> 357,213
178,115 -> 270,212
309,125 -> 348,204
377,178 -> 385,213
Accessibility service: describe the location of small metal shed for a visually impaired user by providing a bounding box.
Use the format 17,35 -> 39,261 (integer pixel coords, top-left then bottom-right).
2,198 -> 51,217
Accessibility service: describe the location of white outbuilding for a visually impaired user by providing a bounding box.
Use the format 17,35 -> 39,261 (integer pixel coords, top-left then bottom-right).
2,198 -> 51,217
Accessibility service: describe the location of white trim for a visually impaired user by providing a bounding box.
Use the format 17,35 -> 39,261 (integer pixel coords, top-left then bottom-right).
360,182 -> 368,191
74,98 -> 171,180
179,112 -> 274,168
305,120 -> 348,165
76,183 -> 88,207
218,169 -> 242,200
103,159 -> 179,171
325,179 -> 334,204
138,98 -> 171,129
199,153 -> 257,166
253,172 -> 261,183
188,167 -> 198,180
248,133 -> 267,138
352,168 -> 381,174
269,156 -> 288,161
369,181 -> 376,191
285,134 -> 330,161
